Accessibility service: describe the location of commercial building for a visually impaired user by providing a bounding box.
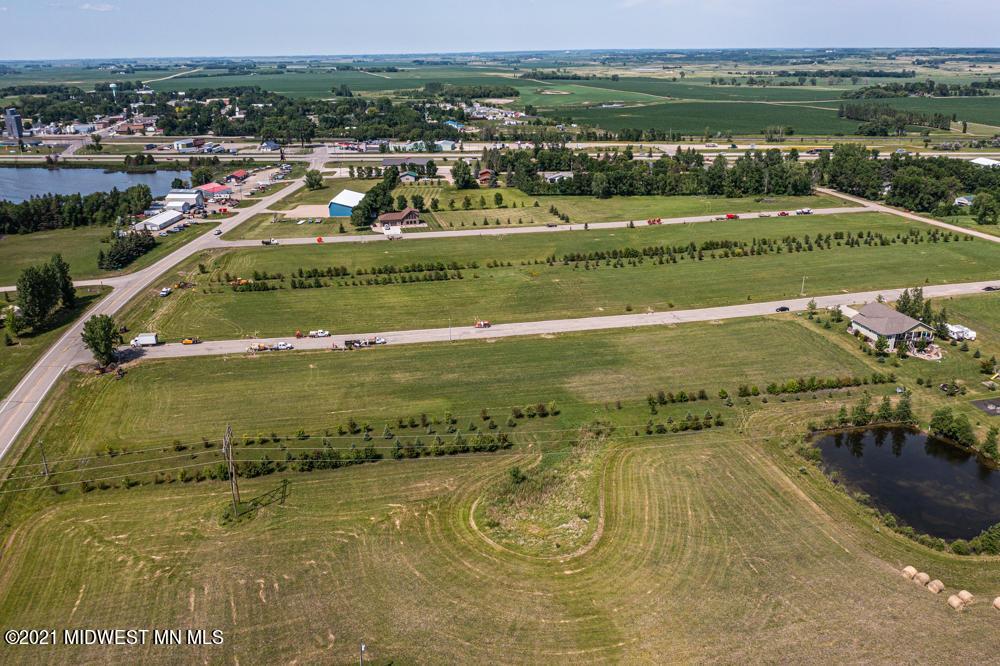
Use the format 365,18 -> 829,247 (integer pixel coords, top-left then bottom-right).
328,189 -> 365,217
195,182 -> 233,198
3,108 -> 24,140
164,189 -> 204,212
134,209 -> 184,232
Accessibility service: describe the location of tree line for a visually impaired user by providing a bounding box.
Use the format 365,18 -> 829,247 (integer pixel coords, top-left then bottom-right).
0,185 -> 152,234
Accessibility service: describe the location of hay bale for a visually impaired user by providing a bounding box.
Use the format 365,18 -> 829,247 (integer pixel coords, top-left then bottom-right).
901,565 -> 917,579
914,572 -> 930,586
927,580 -> 944,594
993,597 -> 1000,611
948,595 -> 964,610
957,590 -> 974,604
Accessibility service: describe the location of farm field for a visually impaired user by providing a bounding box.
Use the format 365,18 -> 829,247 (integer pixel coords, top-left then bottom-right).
812,96 -> 1000,129
122,212 -> 1000,341
1,317 -> 998,663
567,78 -> 855,102
0,287 -> 107,399
553,100 -> 861,134
432,192 -> 851,227
0,222 -> 217,285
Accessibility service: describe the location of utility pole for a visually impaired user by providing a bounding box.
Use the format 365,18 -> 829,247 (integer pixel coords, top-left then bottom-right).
39,439 -> 49,478
800,275 -> 807,296
360,641 -> 366,666
222,425 -> 240,516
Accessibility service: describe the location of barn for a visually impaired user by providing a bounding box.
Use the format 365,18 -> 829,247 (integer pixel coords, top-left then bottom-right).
328,189 -> 365,217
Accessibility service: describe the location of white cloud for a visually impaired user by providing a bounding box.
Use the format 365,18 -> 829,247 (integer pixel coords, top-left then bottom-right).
79,3 -> 115,11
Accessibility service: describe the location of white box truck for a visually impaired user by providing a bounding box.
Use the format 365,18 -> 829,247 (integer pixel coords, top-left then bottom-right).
130,333 -> 159,348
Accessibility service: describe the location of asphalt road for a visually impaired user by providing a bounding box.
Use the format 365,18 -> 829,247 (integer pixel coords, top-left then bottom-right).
137,279 -> 1000,360
0,179 -> 304,461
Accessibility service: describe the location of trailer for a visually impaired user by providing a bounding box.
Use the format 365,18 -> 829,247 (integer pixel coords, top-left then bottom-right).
130,333 -> 158,347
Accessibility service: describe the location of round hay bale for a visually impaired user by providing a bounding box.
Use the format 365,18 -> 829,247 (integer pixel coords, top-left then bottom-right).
993,597 -> 1000,611
901,566 -> 917,579
957,590 -> 974,604
947,595 -> 964,610
927,580 -> 944,594
914,572 -> 930,586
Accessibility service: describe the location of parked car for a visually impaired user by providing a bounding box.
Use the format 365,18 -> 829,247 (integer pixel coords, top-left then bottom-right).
725,213 -> 740,220
775,306 -> 790,312
777,211 -> 790,217
308,330 -> 331,338
983,286 -> 999,292
159,287 -> 172,297
181,338 -> 201,345
795,208 -> 813,215
213,229 -> 223,235
274,342 -> 294,351
374,337 -> 387,345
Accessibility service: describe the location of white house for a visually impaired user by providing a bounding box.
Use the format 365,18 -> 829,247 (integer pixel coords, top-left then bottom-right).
849,302 -> 934,351
259,140 -> 280,152
134,209 -> 184,232
954,195 -> 976,207
172,139 -> 195,151
541,171 -> 574,184
434,139 -> 457,151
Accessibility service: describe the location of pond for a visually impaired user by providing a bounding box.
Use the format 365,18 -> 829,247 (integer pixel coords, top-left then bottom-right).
816,426 -> 1000,540
0,167 -> 191,203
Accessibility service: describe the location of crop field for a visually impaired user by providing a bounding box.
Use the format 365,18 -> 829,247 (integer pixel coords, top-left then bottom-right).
0,66 -> 179,88
146,67 -> 519,97
810,96 -> 1000,129
0,222 -> 217,285
567,78 -> 854,102
1,317 -> 998,662
554,100 -> 861,134
432,192 -> 850,228
0,287 -> 107,399
122,212 -> 1000,341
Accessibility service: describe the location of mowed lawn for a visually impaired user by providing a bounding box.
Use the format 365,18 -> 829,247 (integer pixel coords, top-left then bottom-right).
2,410 -> 998,662
433,192 -> 852,227
124,213 -> 1000,341
13,318 -> 870,457
0,223 -> 217,285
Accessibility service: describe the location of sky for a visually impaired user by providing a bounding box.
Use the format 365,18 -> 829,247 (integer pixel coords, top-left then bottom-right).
1,0 -> 999,60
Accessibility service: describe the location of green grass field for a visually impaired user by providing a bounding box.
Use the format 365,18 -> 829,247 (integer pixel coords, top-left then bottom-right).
1,315 -> 998,663
0,223 -> 218,285
123,212 -> 1000,342
0,287 -> 108,399
433,192 -> 850,227
554,100 -> 862,134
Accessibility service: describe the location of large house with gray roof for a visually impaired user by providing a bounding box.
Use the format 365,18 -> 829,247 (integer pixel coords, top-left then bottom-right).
849,302 -> 934,351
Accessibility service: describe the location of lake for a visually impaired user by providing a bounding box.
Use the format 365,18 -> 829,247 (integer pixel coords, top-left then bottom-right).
0,168 -> 191,203
816,427 -> 1000,540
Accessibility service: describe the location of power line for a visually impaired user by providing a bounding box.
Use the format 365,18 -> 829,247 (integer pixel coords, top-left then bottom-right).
0,428 -> 744,497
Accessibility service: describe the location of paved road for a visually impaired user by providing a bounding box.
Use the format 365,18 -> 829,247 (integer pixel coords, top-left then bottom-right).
0,180 -> 304,461
137,279 -> 1000,360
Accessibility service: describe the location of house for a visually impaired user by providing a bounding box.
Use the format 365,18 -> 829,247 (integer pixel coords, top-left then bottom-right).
955,195 -> 976,207
226,169 -> 249,183
399,171 -> 420,184
71,123 -> 95,134
382,156 -> 432,168
172,139 -> 194,151
259,140 -> 280,152
478,169 -> 496,186
194,182 -> 233,198
541,171 -> 573,184
327,189 -> 365,217
434,139 -> 457,151
849,302 -> 934,351
134,209 -> 183,232
164,189 -> 204,212
443,120 -> 465,131
377,207 -> 421,226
